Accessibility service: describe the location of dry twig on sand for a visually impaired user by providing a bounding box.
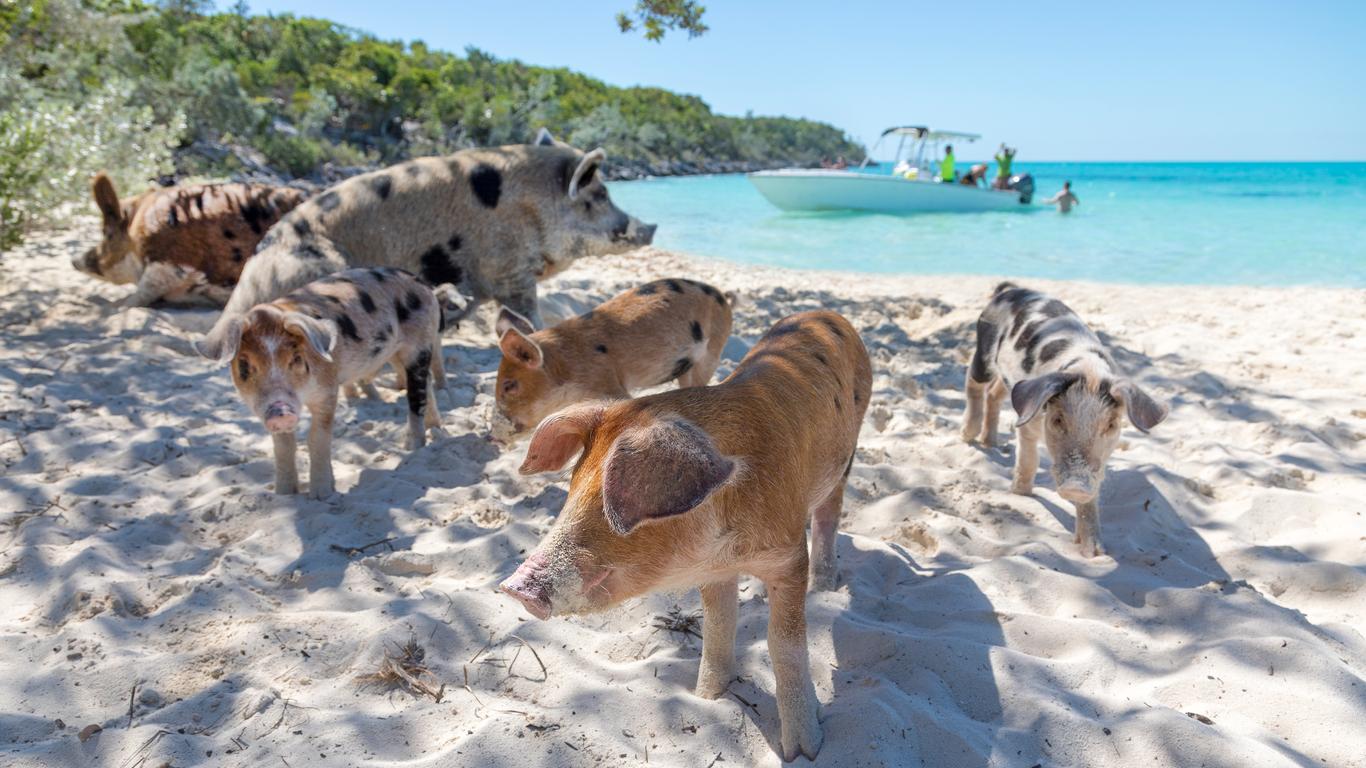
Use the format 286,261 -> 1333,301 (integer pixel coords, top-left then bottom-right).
653,606 -> 703,641
328,536 -> 396,557
359,638 -> 445,702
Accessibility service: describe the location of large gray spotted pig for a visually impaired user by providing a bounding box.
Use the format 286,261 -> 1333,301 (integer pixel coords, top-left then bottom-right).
218,267 -> 455,499
962,282 -> 1169,557
500,310 -> 872,762
492,277 -> 734,440
196,132 -> 655,360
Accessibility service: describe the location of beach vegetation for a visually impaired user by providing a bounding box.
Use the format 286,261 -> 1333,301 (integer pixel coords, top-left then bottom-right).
0,0 -> 860,247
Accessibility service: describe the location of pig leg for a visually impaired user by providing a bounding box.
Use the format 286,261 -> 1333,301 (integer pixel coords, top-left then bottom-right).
961,372 -> 987,444
982,378 -> 1008,447
681,353 -> 720,388
401,349 -> 433,450
764,556 -> 823,762
808,485 -> 844,592
305,394 -> 337,499
1011,419 -> 1042,495
119,264 -> 176,308
429,342 -> 452,410
344,378 -> 382,401
695,577 -> 738,699
429,342 -> 448,391
272,432 -> 299,495
1074,500 -> 1104,557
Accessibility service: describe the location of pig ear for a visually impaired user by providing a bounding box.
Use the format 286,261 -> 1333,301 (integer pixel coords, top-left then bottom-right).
1011,372 -> 1077,426
1114,381 -> 1169,433
499,328 -> 543,369
217,317 -> 246,364
282,312 -> 337,363
602,418 -> 735,536
496,306 -> 536,337
92,172 -> 121,221
520,405 -> 605,474
197,316 -> 245,363
533,127 -> 556,147
568,148 -> 606,200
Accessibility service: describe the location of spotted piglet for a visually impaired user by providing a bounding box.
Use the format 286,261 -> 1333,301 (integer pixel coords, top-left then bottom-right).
215,267 -> 452,498
962,282 -> 1169,556
500,311 -> 871,761
492,278 -> 733,440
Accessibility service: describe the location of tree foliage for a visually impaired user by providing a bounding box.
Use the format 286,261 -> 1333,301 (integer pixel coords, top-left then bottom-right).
0,1 -> 862,246
616,1 -> 708,42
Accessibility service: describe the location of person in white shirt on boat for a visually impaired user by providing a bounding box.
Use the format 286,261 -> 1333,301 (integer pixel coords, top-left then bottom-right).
1047,181 -> 1079,213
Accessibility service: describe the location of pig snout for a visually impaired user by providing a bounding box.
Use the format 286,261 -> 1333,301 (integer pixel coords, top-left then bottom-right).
488,407 -> 524,446
73,248 -> 99,275
614,217 -> 656,246
500,554 -> 554,620
1055,454 -> 1099,503
263,402 -> 299,433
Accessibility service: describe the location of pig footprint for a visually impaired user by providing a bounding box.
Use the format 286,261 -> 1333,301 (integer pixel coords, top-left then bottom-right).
869,404 -> 892,433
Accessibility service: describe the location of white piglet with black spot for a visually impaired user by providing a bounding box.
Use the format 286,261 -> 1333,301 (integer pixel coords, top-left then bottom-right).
214,267 -> 459,498
962,282 -> 1169,557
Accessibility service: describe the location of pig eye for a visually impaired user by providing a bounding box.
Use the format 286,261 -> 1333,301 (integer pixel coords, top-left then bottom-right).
501,379 -> 518,395
236,359 -> 250,380
291,353 -> 304,367
1050,412 -> 1064,428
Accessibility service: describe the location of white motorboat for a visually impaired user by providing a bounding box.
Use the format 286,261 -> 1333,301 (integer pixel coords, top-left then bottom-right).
749,126 -> 1035,214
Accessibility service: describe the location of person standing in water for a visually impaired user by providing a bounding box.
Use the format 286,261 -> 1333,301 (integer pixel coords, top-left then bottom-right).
1047,181 -> 1080,213
939,144 -> 956,182
993,143 -> 1016,189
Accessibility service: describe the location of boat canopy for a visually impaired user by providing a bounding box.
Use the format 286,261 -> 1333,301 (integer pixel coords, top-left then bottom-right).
878,126 -> 981,142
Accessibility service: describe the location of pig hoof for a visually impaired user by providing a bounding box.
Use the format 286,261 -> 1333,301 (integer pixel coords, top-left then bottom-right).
959,426 -> 978,444
275,479 -> 299,495
781,718 -> 823,762
308,483 -> 336,500
1010,482 -> 1033,496
694,674 -> 731,700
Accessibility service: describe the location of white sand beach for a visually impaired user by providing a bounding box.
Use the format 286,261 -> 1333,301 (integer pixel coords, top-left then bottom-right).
2,221 -> 1364,767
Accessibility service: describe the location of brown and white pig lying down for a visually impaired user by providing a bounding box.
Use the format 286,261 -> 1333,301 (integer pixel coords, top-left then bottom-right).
492,277 -> 734,440
501,310 -> 871,762
216,267 -> 454,499
196,132 -> 656,360
962,282 -> 1169,557
73,172 -> 306,307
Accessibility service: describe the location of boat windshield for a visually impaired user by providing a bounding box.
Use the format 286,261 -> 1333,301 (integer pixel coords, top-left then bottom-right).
861,127 -> 980,179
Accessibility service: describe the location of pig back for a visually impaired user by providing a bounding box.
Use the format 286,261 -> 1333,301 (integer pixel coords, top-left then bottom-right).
708,310 -> 870,500
137,184 -> 305,286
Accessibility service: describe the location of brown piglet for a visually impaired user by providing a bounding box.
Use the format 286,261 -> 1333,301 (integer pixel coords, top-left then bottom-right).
492,278 -> 733,439
500,310 -> 871,762
215,267 -> 455,498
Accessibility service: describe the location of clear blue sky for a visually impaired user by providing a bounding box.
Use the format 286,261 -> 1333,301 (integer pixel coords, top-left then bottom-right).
248,0 -> 1365,161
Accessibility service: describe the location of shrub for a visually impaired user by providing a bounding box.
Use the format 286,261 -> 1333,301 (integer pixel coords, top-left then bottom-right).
0,71 -> 184,249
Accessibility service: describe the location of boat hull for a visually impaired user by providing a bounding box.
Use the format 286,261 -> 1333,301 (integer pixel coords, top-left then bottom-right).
749,169 -> 1025,213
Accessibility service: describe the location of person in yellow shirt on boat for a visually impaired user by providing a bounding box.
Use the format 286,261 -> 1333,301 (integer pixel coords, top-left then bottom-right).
993,143 -> 1016,189
939,144 -> 956,182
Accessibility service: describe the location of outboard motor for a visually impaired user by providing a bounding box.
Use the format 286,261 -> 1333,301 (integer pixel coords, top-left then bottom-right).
1008,173 -> 1035,204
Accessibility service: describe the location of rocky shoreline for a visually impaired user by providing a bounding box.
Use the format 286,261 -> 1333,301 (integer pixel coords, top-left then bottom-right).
174,140 -> 807,191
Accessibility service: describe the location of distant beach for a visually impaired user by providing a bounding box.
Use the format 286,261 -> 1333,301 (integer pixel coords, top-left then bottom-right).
610,162 -> 1366,286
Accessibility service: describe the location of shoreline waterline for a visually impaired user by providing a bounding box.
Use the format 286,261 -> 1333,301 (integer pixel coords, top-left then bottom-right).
609,162 -> 1366,288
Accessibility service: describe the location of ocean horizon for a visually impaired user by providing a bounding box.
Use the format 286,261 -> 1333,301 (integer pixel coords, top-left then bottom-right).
609,161 -> 1366,287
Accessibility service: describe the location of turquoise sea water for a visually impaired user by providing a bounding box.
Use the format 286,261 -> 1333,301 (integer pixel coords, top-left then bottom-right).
608,163 -> 1366,287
